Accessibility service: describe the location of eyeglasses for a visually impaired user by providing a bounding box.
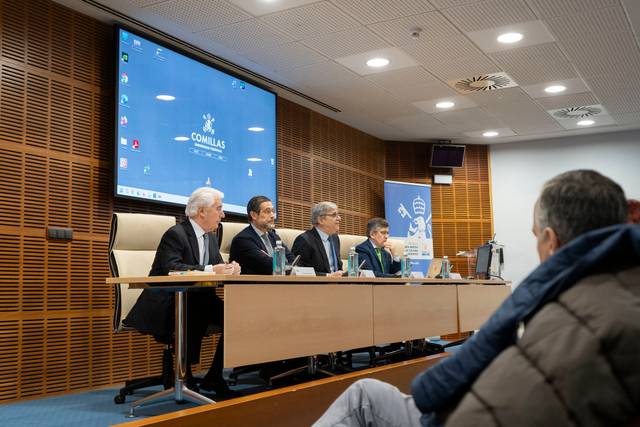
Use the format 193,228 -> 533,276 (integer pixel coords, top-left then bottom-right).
322,212 -> 340,218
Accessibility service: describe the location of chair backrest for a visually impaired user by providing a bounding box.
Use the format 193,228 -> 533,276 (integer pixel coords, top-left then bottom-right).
276,228 -> 303,251
219,221 -> 248,262
109,213 -> 176,332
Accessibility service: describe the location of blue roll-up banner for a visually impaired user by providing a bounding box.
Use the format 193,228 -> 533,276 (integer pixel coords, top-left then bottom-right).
384,180 -> 433,275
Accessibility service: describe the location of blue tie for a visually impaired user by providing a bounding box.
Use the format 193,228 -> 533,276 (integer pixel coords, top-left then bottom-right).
329,238 -> 338,272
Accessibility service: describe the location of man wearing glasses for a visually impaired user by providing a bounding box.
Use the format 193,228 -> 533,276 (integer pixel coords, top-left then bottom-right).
292,201 -> 345,277
229,195 -> 294,275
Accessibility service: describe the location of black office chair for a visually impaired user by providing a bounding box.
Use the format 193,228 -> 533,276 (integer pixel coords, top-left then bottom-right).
109,213 -> 176,404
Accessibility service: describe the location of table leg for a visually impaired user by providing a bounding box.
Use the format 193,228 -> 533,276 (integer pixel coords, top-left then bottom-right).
126,289 -> 215,417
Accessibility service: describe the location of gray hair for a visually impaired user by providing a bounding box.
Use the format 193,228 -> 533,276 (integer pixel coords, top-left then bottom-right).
367,217 -> 389,237
536,170 -> 627,245
185,187 -> 224,218
311,201 -> 338,225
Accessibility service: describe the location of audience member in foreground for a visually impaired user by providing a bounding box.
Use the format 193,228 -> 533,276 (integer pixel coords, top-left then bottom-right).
314,170 -> 640,427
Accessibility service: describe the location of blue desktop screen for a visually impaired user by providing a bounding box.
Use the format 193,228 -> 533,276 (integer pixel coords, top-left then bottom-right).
115,28 -> 277,214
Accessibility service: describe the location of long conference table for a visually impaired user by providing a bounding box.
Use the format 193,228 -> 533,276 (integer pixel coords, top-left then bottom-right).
106,274 -> 510,413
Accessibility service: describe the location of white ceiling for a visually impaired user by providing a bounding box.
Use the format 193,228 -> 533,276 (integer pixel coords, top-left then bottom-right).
60,0 -> 640,144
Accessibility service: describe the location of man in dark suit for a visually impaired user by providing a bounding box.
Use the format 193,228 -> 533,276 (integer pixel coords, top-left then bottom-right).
229,195 -> 295,275
292,201 -> 344,277
124,187 -> 241,395
356,217 -> 401,277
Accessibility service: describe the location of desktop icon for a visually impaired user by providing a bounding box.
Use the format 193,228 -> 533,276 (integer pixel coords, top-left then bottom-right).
120,115 -> 128,126
121,31 -> 129,42
132,139 -> 140,149
239,81 -> 246,90
119,157 -> 128,169
133,39 -> 141,49
121,52 -> 129,63
120,94 -> 128,105
120,72 -> 128,84
143,165 -> 151,175
120,137 -> 127,146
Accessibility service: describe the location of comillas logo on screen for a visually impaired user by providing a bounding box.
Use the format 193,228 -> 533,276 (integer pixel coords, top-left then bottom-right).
191,113 -> 226,152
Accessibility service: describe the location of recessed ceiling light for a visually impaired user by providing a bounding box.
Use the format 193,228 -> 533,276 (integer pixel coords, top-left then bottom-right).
544,85 -> 567,94
497,32 -> 523,44
366,57 -> 390,68
436,101 -> 455,109
156,94 -> 175,101
577,119 -> 595,126
248,127 -> 264,132
483,131 -> 499,137
174,136 -> 189,141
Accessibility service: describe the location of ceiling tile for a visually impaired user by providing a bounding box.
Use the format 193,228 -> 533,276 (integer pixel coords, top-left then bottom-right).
244,42 -> 327,71
521,77 -> 590,98
489,42 -> 577,85
525,0 -> 618,19
535,92 -> 600,109
301,26 -> 390,58
367,11 -> 461,46
199,19 -> 293,52
331,0 -> 435,25
385,113 -> 458,138
432,107 -> 506,131
463,127 -> 517,138
426,56 -> 501,81
610,112 -> 640,125
261,1 -> 360,40
366,66 -> 438,88
143,0 -> 251,32
485,102 -> 564,134
440,0 -> 537,32
466,86 -> 530,105
466,20 -> 555,53
335,47 -> 419,76
284,61 -> 362,88
386,83 -> 458,102
430,0 -> 484,8
228,0 -> 320,16
413,95 -> 478,113
587,83 -> 640,114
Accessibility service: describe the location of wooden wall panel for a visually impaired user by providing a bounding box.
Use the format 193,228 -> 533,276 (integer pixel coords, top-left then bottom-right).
386,142 -> 493,277
275,99 -> 386,235
0,0 -> 491,403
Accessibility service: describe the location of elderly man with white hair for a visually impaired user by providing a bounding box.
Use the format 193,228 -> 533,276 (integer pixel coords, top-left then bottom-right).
125,187 -> 240,396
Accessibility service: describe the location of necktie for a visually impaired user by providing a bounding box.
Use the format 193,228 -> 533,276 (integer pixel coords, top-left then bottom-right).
202,233 -> 210,266
262,233 -> 273,256
376,247 -> 384,273
329,238 -> 338,272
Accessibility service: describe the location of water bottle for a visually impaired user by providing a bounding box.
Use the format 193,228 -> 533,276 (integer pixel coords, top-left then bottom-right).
401,254 -> 411,278
347,246 -> 359,277
272,240 -> 286,276
441,256 -> 451,279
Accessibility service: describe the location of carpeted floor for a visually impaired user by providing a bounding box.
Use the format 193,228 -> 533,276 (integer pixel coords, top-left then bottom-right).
1,344 -> 459,427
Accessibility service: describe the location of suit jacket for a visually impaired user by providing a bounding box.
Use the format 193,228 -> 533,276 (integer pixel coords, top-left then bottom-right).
229,225 -> 294,275
291,227 -> 342,275
355,239 -> 400,277
124,220 -> 223,342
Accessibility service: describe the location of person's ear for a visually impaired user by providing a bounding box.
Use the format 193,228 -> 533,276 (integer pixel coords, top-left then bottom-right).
542,227 -> 560,256
249,211 -> 258,222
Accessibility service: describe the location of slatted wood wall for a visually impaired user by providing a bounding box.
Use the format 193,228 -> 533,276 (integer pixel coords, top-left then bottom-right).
0,0 -> 492,403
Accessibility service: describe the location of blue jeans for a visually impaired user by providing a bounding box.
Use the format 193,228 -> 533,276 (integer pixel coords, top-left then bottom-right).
313,379 -> 422,427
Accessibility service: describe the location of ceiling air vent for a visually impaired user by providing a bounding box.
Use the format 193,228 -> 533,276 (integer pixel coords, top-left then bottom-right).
551,105 -> 602,119
447,72 -> 517,94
